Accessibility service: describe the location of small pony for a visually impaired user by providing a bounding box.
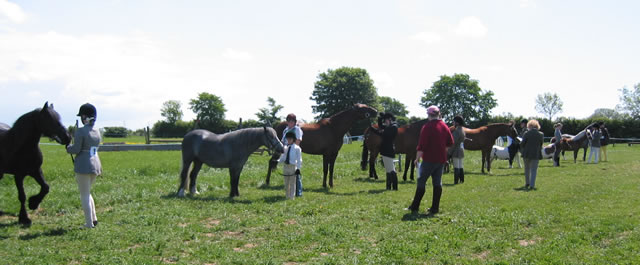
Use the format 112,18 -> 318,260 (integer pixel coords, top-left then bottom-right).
489,137 -> 521,168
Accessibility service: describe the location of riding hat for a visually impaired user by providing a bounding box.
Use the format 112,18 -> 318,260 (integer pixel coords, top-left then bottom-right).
520,118 -> 528,125
77,103 -> 97,118
453,115 -> 465,126
285,131 -> 297,140
381,112 -> 396,121
427,105 -> 440,115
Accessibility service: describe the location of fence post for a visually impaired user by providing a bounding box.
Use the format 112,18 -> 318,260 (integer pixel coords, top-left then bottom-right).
145,126 -> 151,144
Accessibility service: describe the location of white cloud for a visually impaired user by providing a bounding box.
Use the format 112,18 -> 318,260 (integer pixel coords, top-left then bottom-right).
520,0 -> 537,8
410,31 -> 442,44
222,48 -> 253,61
0,0 -> 26,23
371,72 -> 395,92
454,16 -> 488,38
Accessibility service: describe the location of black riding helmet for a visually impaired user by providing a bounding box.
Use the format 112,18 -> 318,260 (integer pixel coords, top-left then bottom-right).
77,103 -> 97,118
285,131 -> 296,140
454,115 -> 465,126
381,112 -> 396,121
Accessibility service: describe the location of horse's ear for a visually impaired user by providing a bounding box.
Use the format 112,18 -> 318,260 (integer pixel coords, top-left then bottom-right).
263,125 -> 267,132
42,101 -> 49,110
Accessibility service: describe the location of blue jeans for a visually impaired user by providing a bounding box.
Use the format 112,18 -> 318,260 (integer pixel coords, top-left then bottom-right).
417,162 -> 444,189
295,174 -> 303,196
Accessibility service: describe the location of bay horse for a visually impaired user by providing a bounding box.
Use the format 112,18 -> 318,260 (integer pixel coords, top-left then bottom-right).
178,127 -> 284,198
554,131 -> 590,163
360,119 -> 429,181
0,102 -> 71,225
460,123 -> 519,173
265,104 -> 377,188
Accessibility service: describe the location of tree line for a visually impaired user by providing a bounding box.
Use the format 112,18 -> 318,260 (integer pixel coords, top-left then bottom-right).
150,67 -> 640,139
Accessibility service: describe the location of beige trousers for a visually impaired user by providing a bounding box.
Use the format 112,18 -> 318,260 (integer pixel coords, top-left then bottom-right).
76,173 -> 97,227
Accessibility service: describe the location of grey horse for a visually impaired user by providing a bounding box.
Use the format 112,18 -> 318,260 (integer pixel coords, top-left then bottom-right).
178,126 -> 284,198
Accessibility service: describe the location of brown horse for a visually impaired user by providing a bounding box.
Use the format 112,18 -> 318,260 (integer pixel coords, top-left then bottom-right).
360,119 -> 428,181
459,123 -> 519,173
265,104 -> 377,188
554,132 -> 590,163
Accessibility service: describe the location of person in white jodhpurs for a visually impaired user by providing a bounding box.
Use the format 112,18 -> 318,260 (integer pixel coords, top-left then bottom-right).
278,131 -> 302,199
67,103 -> 102,228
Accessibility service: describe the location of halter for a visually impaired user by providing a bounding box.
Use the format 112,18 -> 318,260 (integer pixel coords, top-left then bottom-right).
262,130 -> 279,155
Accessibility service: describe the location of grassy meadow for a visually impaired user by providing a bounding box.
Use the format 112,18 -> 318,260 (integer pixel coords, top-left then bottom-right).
1,140 -> 639,264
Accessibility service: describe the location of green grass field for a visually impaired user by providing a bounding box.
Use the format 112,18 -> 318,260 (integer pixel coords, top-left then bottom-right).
1,142 -> 639,264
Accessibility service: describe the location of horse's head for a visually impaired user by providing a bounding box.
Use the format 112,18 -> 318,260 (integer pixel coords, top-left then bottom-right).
263,126 -> 284,154
507,123 -> 519,139
352,103 -> 378,120
37,102 -> 71,146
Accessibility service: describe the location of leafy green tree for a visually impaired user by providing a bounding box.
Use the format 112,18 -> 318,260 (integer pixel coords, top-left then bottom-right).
160,100 -> 183,124
535,92 -> 563,121
189,92 -> 227,133
589,108 -> 627,120
378,96 -> 408,117
255,97 -> 283,126
311,67 -> 379,120
420,73 -> 497,123
618,83 -> 640,119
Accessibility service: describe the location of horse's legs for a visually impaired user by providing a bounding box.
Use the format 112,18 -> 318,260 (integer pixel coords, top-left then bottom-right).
14,175 -> 31,225
322,155 -> 329,188
229,166 -> 243,197
402,158 -> 410,181
265,153 -> 279,185
328,154 -> 338,188
28,168 -> 49,210
582,146 -> 588,161
409,159 -> 415,180
573,150 -> 578,163
178,159 -> 191,197
188,161 -> 203,195
369,151 -> 378,179
481,151 -> 487,174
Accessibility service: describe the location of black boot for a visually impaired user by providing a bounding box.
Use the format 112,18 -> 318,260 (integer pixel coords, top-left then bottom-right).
460,168 -> 465,183
391,171 -> 398,190
407,186 -> 425,213
428,186 -> 442,214
386,172 -> 392,190
453,168 -> 460,184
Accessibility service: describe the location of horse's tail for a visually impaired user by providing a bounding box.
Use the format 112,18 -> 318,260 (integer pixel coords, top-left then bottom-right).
360,130 -> 369,171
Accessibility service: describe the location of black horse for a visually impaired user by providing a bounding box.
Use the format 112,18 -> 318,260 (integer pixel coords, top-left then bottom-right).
0,102 -> 71,225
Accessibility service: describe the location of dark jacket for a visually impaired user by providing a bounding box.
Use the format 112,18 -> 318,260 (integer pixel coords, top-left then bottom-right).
600,127 -> 610,146
520,128 -> 544,160
448,126 -> 465,158
375,123 -> 398,158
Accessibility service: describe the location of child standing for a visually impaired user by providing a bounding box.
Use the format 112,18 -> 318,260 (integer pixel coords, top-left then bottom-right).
553,123 -> 563,167
588,123 -> 602,164
282,113 -> 303,196
279,131 -> 302,199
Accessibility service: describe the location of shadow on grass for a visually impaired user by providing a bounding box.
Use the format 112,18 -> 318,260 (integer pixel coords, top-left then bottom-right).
261,195 -> 287,203
160,193 -> 253,204
401,212 -> 437,221
352,177 -> 383,183
19,227 -> 68,240
306,187 -> 358,196
365,189 -> 387,194
257,184 -> 285,190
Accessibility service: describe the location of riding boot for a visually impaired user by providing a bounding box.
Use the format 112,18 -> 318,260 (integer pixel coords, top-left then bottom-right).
407,186 -> 425,212
391,171 -> 398,190
460,168 -> 465,183
453,168 -> 460,184
428,186 -> 443,214
385,172 -> 392,190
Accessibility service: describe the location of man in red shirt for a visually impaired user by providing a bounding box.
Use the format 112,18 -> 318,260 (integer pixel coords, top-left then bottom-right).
406,105 -> 454,215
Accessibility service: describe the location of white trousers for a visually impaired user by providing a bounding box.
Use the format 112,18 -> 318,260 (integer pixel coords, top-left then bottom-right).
284,175 -> 296,199
76,173 -> 97,227
452,158 -> 464,169
588,147 -> 600,164
381,156 -> 396,173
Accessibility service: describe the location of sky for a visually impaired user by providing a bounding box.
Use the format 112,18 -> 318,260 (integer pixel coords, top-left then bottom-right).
1,0 -> 638,130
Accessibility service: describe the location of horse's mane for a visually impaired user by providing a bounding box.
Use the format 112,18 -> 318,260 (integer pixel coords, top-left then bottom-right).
12,108 -> 41,130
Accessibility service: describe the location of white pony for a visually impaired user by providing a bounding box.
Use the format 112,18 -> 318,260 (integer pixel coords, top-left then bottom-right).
490,136 -> 521,168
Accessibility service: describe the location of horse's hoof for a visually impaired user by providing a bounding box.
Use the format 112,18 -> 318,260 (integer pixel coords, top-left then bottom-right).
28,197 -> 40,210
19,216 -> 32,226
177,189 -> 185,197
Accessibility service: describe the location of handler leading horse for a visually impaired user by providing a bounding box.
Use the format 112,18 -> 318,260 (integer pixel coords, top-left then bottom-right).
178,127 -> 284,198
461,123 -> 519,173
265,104 -> 377,188
0,102 -> 71,225
360,119 -> 429,181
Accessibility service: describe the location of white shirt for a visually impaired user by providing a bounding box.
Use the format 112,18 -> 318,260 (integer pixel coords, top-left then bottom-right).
278,143 -> 302,173
282,125 -> 303,145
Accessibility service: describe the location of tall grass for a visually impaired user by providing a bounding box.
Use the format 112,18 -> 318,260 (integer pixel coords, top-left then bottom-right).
1,142 -> 639,264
